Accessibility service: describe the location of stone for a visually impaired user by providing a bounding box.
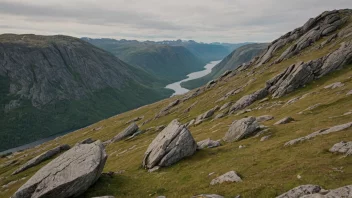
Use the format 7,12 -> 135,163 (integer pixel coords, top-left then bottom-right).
12,144 -> 71,175
156,125 -> 166,131
259,97 -> 269,103
210,171 -> 242,185
324,82 -> 344,89
125,116 -> 143,124
285,122 -> 352,146
223,117 -> 260,142
192,194 -> 224,198
78,138 -> 95,145
274,117 -> 295,125
92,196 -> 115,198
148,166 -> 160,173
206,80 -> 216,88
197,139 -> 221,149
155,100 -> 180,118
213,113 -> 226,120
112,123 -> 139,142
142,120 -> 197,169
260,135 -> 272,141
257,115 -> 274,122
346,90 -> 352,96
329,141 -> 352,156
12,141 -> 107,198
229,88 -> 268,113
301,185 -> 352,198
195,109 -> 215,125
276,185 -> 322,198
186,119 -> 195,127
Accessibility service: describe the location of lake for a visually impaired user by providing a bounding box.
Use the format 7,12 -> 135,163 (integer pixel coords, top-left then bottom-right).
165,60 -> 221,96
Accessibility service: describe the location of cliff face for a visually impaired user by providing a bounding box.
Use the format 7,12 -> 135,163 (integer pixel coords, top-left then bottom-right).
0,34 -> 170,151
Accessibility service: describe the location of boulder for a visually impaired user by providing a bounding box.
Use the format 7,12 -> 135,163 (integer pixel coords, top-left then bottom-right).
223,117 -> 260,142
285,122 -> 352,146
12,141 -> 107,198
213,113 -> 226,120
274,117 -> 295,125
257,115 -> 274,122
301,185 -> 352,198
77,138 -> 95,145
197,139 -> 221,149
324,82 -> 344,89
192,194 -> 224,198
142,120 -> 197,169
229,88 -> 268,113
276,185 -> 322,198
347,90 -> 352,96
12,144 -> 71,175
329,141 -> 352,156
186,119 -> 195,127
195,108 -> 215,125
112,123 -> 139,142
210,171 -> 242,185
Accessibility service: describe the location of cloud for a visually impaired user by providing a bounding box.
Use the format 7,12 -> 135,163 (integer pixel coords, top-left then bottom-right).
0,0 -> 351,42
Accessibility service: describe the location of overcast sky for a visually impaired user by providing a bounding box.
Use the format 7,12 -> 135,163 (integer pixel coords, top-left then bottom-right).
0,0 -> 351,43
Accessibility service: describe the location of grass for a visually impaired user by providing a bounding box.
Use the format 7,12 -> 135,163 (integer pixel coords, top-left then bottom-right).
1,27 -> 352,198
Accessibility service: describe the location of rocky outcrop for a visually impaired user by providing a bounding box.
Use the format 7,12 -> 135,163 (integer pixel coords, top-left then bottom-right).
142,120 -> 197,169
12,141 -> 107,198
210,171 -> 242,185
329,141 -> 352,156
12,144 -> 71,175
219,102 -> 232,111
285,122 -> 352,146
257,115 -> 274,122
274,117 -> 295,125
197,139 -> 221,149
229,88 -> 268,113
112,123 -> 139,142
155,100 -> 180,119
276,185 -> 322,198
223,117 -> 260,142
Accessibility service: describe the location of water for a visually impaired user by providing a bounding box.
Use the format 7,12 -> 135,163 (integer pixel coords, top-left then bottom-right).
165,60 -> 221,96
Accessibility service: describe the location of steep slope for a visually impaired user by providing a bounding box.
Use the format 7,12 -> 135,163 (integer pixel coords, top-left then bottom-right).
82,38 -> 206,82
1,9 -> 352,198
0,34 -> 171,151
181,43 -> 268,89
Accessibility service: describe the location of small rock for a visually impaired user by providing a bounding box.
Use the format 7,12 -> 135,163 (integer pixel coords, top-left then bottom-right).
324,82 -> 344,89
223,117 -> 260,142
274,117 -> 294,125
238,145 -> 246,149
197,139 -> 221,149
156,125 -> 166,131
258,97 -> 269,103
347,90 -> 352,96
77,138 -> 95,145
186,119 -> 195,127
148,166 -> 160,173
219,102 -> 232,111
92,196 -> 115,198
210,171 -> 242,185
257,115 -> 274,122
260,135 -> 272,141
329,141 -> 352,156
192,194 -> 224,198
156,196 -> 166,198
213,113 -> 226,120
112,123 -> 139,142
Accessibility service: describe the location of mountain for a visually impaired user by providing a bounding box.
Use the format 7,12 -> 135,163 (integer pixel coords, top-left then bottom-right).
1,9 -> 352,198
0,34 -> 171,151
81,38 -> 206,82
181,43 -> 268,89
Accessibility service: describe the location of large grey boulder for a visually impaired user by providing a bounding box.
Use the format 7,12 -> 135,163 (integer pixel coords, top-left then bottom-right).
210,171 -> 242,185
112,123 -> 139,142
142,120 -> 197,169
276,185 -> 322,198
329,141 -> 352,156
12,144 -> 71,175
301,185 -> 352,198
12,141 -> 107,198
223,117 -> 260,142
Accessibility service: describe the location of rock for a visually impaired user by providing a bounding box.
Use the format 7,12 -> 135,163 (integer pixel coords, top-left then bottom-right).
324,82 -> 344,89
112,123 -> 139,142
329,141 -> 352,156
298,103 -> 322,114
223,117 -> 260,142
274,117 -> 295,125
155,100 -> 180,119
125,130 -> 143,141
301,185 -> 352,198
276,185 -> 322,198
220,70 -> 232,79
192,194 -> 224,198
12,144 -> 71,175
142,120 -> 197,169
285,122 -> 352,146
260,135 -> 272,141
12,141 -> 107,198
229,88 -> 268,113
259,97 -> 269,103
156,196 -> 166,198
195,109 -> 215,125
186,119 -> 195,127
213,113 -> 226,120
184,102 -> 198,113
197,139 -> 221,149
219,102 -> 232,111
156,125 -> 166,131
346,90 -> 352,96
125,116 -> 143,124
92,196 -> 115,198
206,80 -> 216,88
148,166 -> 160,173
210,171 -> 242,185
257,115 -> 274,122
78,138 -> 95,145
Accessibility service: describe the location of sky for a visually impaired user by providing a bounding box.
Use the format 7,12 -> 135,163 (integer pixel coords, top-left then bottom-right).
0,0 -> 351,43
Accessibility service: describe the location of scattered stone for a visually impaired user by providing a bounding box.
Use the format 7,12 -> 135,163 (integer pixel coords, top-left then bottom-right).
324,82 -> 344,89
92,196 -> 115,198
126,116 -> 144,124
192,194 -> 224,198
142,120 -> 197,169
329,141 -> 352,156
259,97 -> 269,103
260,135 -> 272,141
210,171 -> 242,185
112,123 -> 139,142
94,126 -> 103,131
347,90 -> 352,96
285,122 -> 352,146
195,108 -> 215,125
257,115 -> 274,122
186,119 -> 195,127
156,196 -> 166,198
141,119 -> 151,126
206,80 -> 216,88
12,144 -> 71,175
238,145 -> 246,149
298,104 -> 322,114
274,117 -> 295,125
276,185 -> 322,198
125,131 -> 143,141
12,141 -> 107,198
229,88 -> 268,113
235,109 -> 252,115
197,139 -> 221,149
219,102 -> 232,111
148,166 -> 160,173
184,102 -> 198,113
302,185 -> 352,198
2,177 -> 27,189
155,100 -> 180,119
284,97 -> 301,106
213,113 -> 226,120
223,117 -> 260,142
77,138 -> 95,145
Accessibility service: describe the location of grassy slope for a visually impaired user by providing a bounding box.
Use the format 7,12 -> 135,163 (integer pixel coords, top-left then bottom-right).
1,30 -> 352,198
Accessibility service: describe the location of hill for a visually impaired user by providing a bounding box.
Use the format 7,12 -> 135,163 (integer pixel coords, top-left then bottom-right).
181,43 -> 268,89
1,9 -> 352,198
0,34 -> 171,151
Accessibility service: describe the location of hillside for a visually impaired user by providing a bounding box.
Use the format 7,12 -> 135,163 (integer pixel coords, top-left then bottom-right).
82,38 -> 206,82
0,34 -> 171,151
1,9 -> 352,198
181,43 -> 268,89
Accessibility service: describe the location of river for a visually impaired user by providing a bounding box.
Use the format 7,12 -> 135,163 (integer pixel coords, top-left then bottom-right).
165,60 -> 221,96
